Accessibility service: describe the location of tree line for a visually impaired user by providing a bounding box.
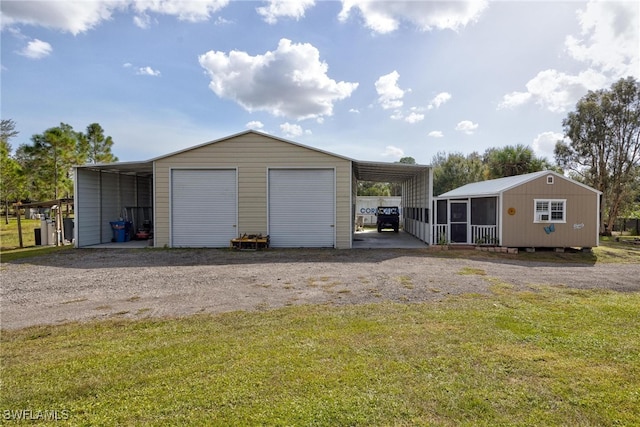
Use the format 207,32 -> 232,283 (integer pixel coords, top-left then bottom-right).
1,121 -> 118,220
359,77 -> 640,234
1,78 -> 638,233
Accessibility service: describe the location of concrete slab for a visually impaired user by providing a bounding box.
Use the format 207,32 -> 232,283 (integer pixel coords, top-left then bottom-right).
83,231 -> 428,250
352,228 -> 428,249
83,240 -> 152,249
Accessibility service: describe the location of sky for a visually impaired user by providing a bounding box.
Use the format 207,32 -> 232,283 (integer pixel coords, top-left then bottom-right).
1,0 -> 639,166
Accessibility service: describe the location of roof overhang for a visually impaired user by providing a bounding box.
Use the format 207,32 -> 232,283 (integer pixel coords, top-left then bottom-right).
74,150 -> 432,184
74,161 -> 153,177
353,160 -> 430,183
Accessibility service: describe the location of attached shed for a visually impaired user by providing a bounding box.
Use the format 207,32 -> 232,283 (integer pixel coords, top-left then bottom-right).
433,171 -> 601,248
74,131 -> 433,249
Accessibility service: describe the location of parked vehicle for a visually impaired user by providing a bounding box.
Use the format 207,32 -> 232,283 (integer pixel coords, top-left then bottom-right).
376,206 -> 399,233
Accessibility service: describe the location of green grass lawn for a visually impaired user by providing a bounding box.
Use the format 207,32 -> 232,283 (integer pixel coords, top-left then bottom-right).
1,218 -> 42,250
1,219 -> 73,262
2,286 -> 639,426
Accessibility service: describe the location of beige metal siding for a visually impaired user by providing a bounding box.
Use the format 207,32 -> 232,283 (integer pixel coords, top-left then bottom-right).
502,174 -> 599,247
154,133 -> 352,248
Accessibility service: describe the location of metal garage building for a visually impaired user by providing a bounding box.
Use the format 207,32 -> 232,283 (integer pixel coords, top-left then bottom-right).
74,131 -> 432,249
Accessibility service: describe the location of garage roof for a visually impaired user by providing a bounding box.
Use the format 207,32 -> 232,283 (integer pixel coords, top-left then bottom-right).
75,131 -> 431,183
76,159 -> 429,183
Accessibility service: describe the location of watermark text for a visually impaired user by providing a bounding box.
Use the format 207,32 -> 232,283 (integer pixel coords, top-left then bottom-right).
3,409 -> 70,421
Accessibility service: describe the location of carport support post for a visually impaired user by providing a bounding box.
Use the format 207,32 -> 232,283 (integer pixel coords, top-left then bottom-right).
15,202 -> 23,248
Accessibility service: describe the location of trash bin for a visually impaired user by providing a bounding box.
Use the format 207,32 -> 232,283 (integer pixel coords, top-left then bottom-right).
63,218 -> 74,242
110,221 -> 130,243
34,228 -> 42,246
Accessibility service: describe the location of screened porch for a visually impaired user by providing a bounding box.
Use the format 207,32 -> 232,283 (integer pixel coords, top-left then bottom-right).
433,197 -> 498,245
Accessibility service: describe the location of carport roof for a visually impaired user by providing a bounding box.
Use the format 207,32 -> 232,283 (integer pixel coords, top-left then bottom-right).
352,160 -> 431,183
74,160 -> 153,177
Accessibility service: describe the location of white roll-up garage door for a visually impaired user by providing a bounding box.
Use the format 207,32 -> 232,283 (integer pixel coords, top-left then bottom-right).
171,169 -> 237,247
269,169 -> 335,248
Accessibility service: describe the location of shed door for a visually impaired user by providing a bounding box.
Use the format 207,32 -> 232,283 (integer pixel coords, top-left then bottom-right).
269,169 -> 335,248
450,201 -> 468,244
171,169 -> 237,247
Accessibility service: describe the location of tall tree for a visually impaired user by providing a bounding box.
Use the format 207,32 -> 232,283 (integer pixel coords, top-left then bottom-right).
398,156 -> 416,165
79,123 -> 118,164
0,119 -> 23,223
431,151 -> 485,196
555,77 -> 640,234
484,144 -> 552,179
357,181 -> 391,196
24,123 -> 80,200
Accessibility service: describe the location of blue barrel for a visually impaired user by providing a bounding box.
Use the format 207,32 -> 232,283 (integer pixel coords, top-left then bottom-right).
110,221 -> 127,242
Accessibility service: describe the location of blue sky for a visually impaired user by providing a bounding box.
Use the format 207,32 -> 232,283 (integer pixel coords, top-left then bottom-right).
1,1 -> 638,165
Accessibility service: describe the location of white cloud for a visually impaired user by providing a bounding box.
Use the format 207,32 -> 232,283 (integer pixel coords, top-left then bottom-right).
214,16 -> 234,26
198,38 -> 358,120
404,112 -> 424,124
532,131 -> 565,161
1,0 -> 230,35
246,121 -> 264,130
130,0 -> 230,24
257,0 -> 315,24
349,108 -> 360,114
1,1 -> 118,35
382,145 -> 404,158
499,69 -> 607,113
565,1 -> 639,79
133,13 -> 153,29
338,0 -> 489,34
18,38 -> 52,59
455,120 -> 478,135
499,0 -> 639,113
136,66 -> 161,76
280,122 -> 311,138
375,70 -> 405,110
428,92 -> 452,109
390,110 -> 404,121
428,131 -> 444,138
498,91 -> 532,110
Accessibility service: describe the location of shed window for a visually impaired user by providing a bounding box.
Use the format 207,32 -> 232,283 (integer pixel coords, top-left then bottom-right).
547,175 -> 554,184
534,199 -> 566,223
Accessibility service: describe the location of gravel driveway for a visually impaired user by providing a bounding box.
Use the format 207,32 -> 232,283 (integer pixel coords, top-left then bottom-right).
2,248 -> 639,330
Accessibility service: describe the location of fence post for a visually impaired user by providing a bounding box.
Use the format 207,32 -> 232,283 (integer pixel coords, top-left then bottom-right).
15,202 -> 23,248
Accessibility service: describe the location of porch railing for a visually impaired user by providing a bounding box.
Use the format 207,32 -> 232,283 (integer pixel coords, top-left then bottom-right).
471,225 -> 498,245
433,224 -> 448,244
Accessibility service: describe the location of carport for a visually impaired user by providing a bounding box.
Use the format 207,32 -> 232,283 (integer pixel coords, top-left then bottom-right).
353,161 -> 433,245
74,131 -> 433,248
74,161 -> 153,247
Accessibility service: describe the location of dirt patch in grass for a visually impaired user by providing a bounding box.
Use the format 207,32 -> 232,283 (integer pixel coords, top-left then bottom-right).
1,247 -> 639,330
